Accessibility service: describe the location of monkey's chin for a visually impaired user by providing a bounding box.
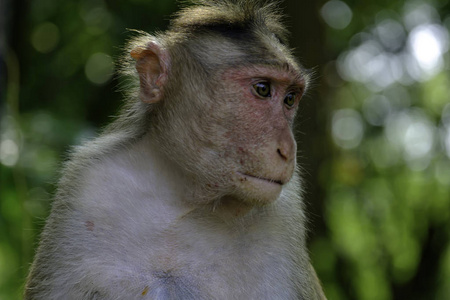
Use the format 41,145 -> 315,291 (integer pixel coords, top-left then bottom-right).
236,172 -> 283,205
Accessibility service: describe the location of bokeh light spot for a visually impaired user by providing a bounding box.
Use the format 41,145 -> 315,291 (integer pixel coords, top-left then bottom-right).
81,5 -> 112,35
385,109 -> 436,170
363,95 -> 392,126
321,0 -> 353,30
84,53 -> 113,85
404,121 -> 434,159
332,109 -> 364,149
403,2 -> 439,31
31,22 -> 60,53
375,18 -> 406,52
0,139 -> 19,167
408,24 -> 449,79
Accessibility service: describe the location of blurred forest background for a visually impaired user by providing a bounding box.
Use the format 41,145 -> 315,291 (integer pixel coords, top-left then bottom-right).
1,0 -> 449,299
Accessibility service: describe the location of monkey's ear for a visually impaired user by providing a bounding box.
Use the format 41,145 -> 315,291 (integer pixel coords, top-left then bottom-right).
130,41 -> 170,103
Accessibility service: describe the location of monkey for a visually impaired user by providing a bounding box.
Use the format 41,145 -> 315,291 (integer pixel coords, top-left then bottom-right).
24,1 -> 326,299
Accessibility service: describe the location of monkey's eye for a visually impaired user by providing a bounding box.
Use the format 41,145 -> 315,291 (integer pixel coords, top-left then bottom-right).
284,93 -> 296,108
253,82 -> 271,98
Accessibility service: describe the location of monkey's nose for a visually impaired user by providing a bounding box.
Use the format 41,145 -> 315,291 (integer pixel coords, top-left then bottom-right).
277,148 -> 288,161
276,131 -> 296,162
277,147 -> 296,162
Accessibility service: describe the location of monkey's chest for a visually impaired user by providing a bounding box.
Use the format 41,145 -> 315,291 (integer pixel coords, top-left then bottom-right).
89,206 -> 299,298
133,270 -> 202,299
137,232 -> 297,299
139,260 -> 296,300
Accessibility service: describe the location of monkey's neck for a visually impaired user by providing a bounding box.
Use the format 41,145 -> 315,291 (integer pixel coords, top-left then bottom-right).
122,134 -> 261,220
212,196 -> 255,218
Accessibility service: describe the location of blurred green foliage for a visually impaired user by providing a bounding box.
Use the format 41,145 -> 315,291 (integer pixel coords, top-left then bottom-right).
315,1 -> 450,299
1,0 -> 449,299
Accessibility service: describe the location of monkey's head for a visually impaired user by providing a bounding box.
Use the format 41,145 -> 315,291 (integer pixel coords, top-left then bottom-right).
128,0 -> 310,206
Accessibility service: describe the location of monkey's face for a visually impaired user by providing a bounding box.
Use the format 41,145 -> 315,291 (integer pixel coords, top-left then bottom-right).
205,63 -> 304,205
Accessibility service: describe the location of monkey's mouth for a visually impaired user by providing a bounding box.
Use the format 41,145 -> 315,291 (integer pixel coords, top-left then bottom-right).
238,172 -> 283,185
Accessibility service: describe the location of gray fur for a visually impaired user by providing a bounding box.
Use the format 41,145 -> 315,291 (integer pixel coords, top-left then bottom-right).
25,1 -> 326,299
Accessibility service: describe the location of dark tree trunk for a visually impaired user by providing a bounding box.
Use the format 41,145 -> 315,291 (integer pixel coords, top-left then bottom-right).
284,0 -> 328,241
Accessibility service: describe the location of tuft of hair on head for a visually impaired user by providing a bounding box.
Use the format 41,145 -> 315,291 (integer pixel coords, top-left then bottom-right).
170,0 -> 289,45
